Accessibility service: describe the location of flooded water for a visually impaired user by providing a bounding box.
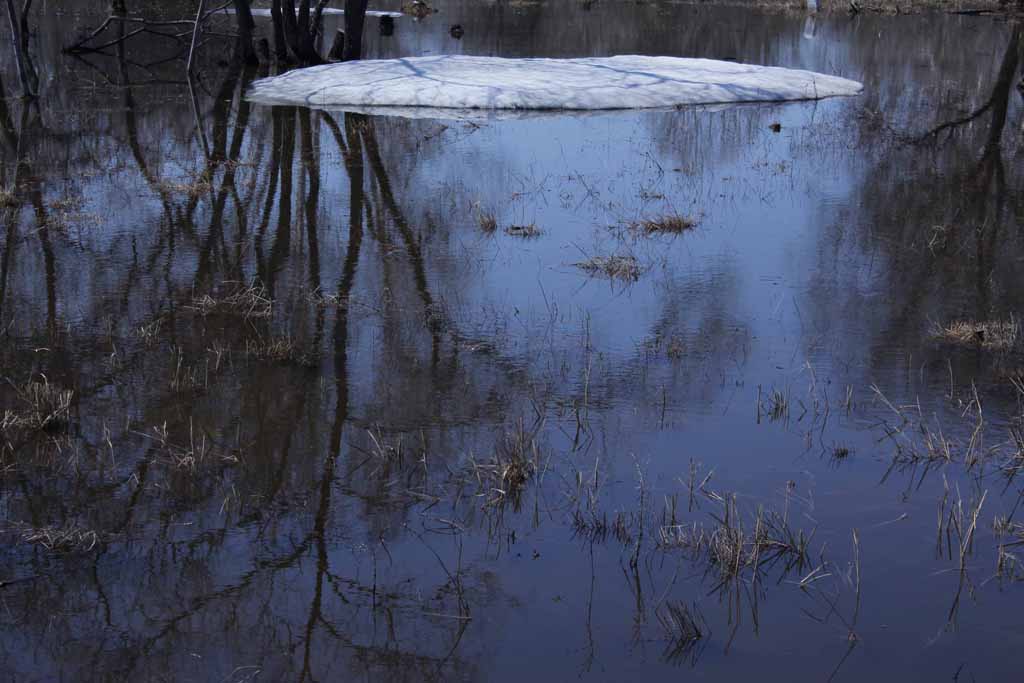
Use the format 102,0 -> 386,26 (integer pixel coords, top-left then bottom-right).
3,1 -> 1024,680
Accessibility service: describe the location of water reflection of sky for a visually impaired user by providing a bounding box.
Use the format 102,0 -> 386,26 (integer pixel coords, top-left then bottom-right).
2,3 -> 1024,681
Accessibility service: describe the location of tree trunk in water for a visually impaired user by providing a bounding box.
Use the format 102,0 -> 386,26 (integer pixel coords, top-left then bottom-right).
343,0 -> 367,61
232,0 -> 258,65
328,30 -> 345,61
274,0 -> 324,65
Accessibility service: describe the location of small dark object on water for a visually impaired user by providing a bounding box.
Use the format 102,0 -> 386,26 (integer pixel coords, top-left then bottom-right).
329,30 -> 346,61
450,24 -> 464,39
769,122 -> 782,133
380,15 -> 395,36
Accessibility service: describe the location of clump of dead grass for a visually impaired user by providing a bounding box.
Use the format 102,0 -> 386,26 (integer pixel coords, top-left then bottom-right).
666,335 -> 685,360
629,213 -> 697,236
244,336 -> 317,367
830,444 -> 853,464
158,175 -> 212,198
3,379 -> 74,433
188,282 -> 272,319
135,317 -> 164,345
17,523 -> 99,552
659,495 -> 814,585
467,420 -> 540,510
505,223 -> 542,238
575,254 -> 644,282
930,318 -> 1019,352
477,211 -> 498,234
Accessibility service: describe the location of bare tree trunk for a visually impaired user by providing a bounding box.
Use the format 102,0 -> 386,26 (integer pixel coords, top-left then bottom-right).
343,0 -> 367,61
272,0 -> 326,65
270,0 -> 290,61
328,30 -> 345,61
232,0 -> 258,64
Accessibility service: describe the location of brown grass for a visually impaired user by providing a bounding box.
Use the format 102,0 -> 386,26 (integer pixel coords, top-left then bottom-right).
575,254 -> 643,282
658,495 -> 813,584
930,318 -> 1019,351
189,282 -> 272,319
244,336 -> 317,367
505,223 -> 542,238
666,335 -> 685,360
629,213 -> 697,236
477,212 -> 498,234
17,523 -> 99,552
158,176 -> 212,198
467,420 -> 539,510
3,379 -> 74,432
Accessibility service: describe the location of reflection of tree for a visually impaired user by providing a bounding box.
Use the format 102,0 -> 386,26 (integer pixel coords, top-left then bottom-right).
0,52 -> 512,678
850,26 -> 1023,369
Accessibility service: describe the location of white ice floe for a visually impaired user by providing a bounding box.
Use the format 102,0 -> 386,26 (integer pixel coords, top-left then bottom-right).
222,8 -> 403,17
246,55 -> 863,115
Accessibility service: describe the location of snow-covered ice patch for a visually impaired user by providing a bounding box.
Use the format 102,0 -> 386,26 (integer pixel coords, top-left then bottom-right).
246,55 -> 863,115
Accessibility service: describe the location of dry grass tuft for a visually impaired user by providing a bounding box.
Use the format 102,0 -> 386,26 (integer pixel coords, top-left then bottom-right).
666,335 -> 685,360
306,288 -> 347,308
575,254 -> 643,282
477,212 -> 498,234
630,213 -> 697,236
135,317 -> 164,345
505,223 -> 542,238
0,189 -> 18,208
4,379 -> 74,433
189,282 -> 272,319
930,318 -> 1019,352
18,523 -> 99,552
468,420 -> 539,510
765,388 -> 789,422
659,495 -> 813,586
244,336 -> 317,367
159,176 -> 212,198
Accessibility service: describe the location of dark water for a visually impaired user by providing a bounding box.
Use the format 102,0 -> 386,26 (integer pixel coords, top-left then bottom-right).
2,2 -> 1024,681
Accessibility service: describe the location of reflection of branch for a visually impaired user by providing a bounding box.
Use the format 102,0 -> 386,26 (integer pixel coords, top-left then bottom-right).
63,15 -> 193,54
914,26 -> 1020,145
360,120 -> 447,360
4,0 -> 35,96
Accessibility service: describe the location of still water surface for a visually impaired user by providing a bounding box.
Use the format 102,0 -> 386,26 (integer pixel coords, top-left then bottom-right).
2,2 -> 1023,681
